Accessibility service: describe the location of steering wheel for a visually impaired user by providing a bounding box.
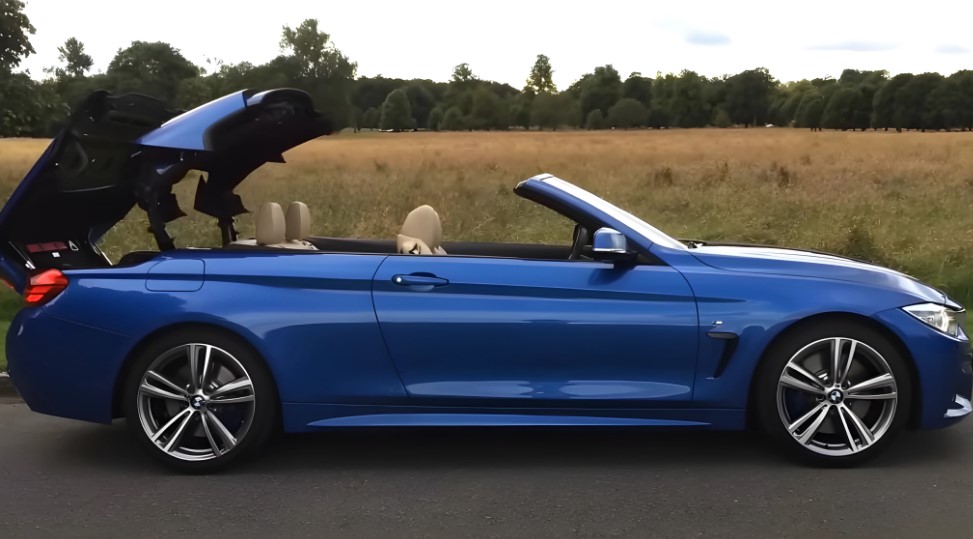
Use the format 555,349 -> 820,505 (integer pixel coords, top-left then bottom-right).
569,223 -> 592,260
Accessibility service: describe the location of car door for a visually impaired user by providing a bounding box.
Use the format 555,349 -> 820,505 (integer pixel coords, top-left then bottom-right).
371,254 -> 699,405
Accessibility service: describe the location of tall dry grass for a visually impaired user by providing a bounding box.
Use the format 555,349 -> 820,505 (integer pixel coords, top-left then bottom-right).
2,129 -> 973,304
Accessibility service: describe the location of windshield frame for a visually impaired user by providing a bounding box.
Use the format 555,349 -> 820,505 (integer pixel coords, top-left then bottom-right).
539,176 -> 688,251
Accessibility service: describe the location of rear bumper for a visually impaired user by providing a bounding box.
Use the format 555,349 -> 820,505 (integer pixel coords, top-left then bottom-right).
6,307 -> 134,424
874,308 -> 973,429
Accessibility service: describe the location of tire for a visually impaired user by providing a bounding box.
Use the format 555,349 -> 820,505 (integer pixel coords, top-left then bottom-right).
123,328 -> 278,473
753,320 -> 912,467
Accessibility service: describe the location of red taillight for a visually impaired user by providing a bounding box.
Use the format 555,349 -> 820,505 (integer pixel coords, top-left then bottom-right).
24,269 -> 68,305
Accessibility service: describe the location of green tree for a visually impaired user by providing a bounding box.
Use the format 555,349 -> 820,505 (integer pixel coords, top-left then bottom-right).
930,71 -> 973,130
206,61 -> 259,96
649,73 -> 674,127
724,67 -> 777,127
445,62 -> 479,115
53,37 -> 93,79
607,98 -> 649,128
440,106 -> 466,131
920,76 -> 955,131
622,72 -> 652,106
174,76 -> 214,110
530,93 -> 577,130
403,83 -> 436,129
470,86 -> 506,130
280,19 -> 355,79
712,107 -> 732,127
509,91 -> 533,129
832,69 -> 887,131
852,84 -> 877,131
41,37 -> 98,115
106,41 -> 200,103
451,62 -> 477,85
380,89 -> 413,131
773,80 -> 814,126
427,107 -> 444,131
585,109 -> 605,130
525,54 -> 556,94
821,87 -> 858,130
50,73 -> 105,111
352,76 -> 406,111
361,107 -> 380,129
894,73 -> 944,131
279,19 -> 357,127
0,0 -> 34,70
871,73 -> 913,130
0,74 -> 64,136
579,65 -> 623,121
350,106 -> 363,132
796,93 -> 826,130
669,70 -> 710,127
838,69 -> 888,87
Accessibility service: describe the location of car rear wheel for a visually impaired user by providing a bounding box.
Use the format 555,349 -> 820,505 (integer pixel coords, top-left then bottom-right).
754,321 -> 912,466
123,329 -> 278,472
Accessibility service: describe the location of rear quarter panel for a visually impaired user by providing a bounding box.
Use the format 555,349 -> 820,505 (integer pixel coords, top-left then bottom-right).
42,250 -> 406,405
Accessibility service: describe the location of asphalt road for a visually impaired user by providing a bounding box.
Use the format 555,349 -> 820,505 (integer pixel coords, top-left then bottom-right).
1,402 -> 972,539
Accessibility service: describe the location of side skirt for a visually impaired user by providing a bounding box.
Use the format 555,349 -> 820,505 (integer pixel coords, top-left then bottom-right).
281,403 -> 747,432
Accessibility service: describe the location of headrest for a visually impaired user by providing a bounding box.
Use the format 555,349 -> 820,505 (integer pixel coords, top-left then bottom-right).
285,201 -> 310,241
397,234 -> 433,255
400,205 -> 443,250
255,202 -> 285,245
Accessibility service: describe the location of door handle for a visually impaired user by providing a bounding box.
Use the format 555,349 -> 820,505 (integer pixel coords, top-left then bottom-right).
391,273 -> 449,289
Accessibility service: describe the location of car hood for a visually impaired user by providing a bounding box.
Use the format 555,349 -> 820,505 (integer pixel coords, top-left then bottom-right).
689,243 -> 949,305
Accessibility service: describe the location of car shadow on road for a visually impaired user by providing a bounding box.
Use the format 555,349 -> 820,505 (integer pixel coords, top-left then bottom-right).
51,421 -> 971,475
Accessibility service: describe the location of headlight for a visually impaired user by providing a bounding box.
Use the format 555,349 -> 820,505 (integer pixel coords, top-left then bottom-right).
903,303 -> 967,337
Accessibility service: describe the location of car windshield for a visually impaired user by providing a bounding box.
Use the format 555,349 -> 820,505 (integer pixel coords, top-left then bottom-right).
541,177 -> 688,250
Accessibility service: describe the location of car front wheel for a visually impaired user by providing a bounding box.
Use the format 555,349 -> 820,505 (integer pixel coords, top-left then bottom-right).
123,329 -> 278,472
755,321 -> 912,466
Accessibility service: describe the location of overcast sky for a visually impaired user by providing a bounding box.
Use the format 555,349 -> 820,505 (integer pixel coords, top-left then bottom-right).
18,0 -> 973,88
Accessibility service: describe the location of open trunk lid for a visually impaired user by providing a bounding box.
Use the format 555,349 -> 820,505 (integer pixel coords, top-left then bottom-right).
0,88 -> 332,292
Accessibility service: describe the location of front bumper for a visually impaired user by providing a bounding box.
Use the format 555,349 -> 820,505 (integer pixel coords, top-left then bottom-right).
6,307 -> 135,424
874,307 -> 973,429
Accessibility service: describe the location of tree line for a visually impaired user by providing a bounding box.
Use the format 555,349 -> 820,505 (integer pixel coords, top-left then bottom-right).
2,0 -> 972,137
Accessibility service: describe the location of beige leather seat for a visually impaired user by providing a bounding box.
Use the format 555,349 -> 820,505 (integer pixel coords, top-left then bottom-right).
397,205 -> 447,255
231,202 -> 315,250
255,202 -> 287,247
285,201 -> 316,249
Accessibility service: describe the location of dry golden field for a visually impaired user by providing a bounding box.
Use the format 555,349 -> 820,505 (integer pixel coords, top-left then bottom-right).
1,128 -> 973,304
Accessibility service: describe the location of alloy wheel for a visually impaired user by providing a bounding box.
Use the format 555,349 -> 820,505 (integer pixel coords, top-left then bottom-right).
136,343 -> 256,462
776,337 -> 898,457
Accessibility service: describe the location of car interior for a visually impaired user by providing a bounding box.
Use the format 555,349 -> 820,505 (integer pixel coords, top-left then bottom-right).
115,198 -> 592,267
219,199 -> 591,262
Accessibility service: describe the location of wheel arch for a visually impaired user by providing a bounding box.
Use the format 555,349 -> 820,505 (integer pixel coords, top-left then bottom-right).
745,311 -> 921,429
111,322 -> 282,419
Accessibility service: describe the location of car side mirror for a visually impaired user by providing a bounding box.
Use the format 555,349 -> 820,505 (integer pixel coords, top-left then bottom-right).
591,228 -> 637,264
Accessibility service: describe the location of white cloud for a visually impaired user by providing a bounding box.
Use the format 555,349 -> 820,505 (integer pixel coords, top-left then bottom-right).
936,44 -> 971,54
685,31 -> 732,46
808,41 -> 898,52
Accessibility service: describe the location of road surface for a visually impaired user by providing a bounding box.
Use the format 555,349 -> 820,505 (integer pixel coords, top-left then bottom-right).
1,402 -> 971,538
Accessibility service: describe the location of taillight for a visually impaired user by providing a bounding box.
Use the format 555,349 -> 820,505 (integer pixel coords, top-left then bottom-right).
24,269 -> 69,305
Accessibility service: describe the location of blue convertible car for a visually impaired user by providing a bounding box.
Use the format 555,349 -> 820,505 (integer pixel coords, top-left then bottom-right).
2,89 -> 971,471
